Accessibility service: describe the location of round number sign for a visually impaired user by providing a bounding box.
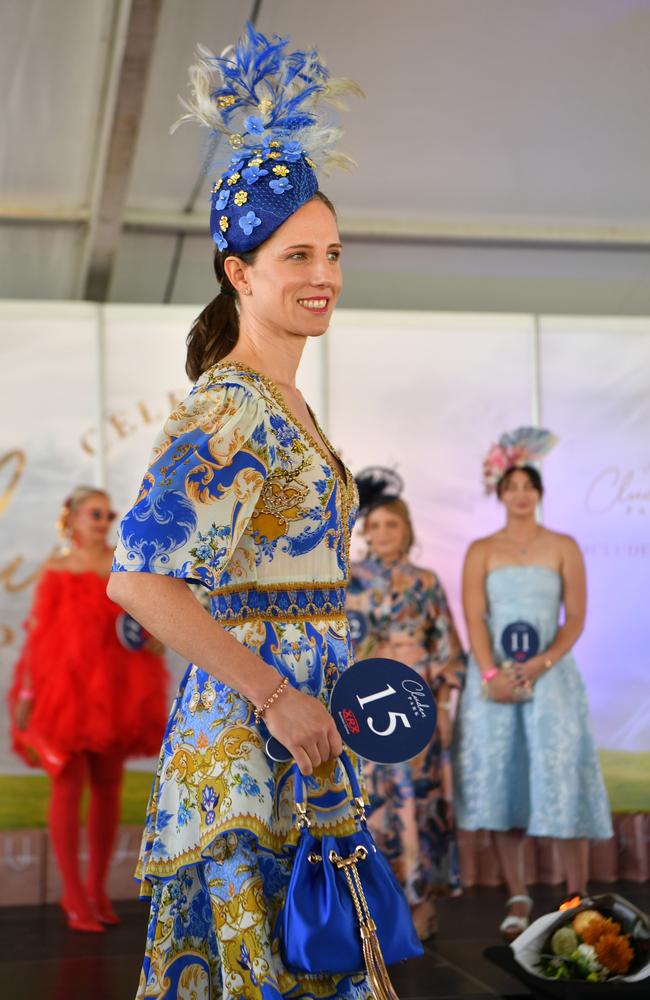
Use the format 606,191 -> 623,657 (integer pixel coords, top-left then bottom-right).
116,613 -> 147,651
330,657 -> 437,764
347,610 -> 368,646
501,621 -> 540,663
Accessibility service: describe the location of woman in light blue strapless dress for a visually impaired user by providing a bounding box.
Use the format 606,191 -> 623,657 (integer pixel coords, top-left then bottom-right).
453,459 -> 612,940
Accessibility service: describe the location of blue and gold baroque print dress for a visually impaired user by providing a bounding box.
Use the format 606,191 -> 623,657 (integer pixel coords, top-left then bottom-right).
112,361 -> 370,1000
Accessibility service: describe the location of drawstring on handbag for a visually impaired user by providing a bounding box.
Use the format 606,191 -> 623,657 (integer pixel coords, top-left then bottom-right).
329,846 -> 400,1000
298,773 -> 402,1000
282,752 -> 421,988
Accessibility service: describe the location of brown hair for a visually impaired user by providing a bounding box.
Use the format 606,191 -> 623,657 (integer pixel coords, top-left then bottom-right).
185,191 -> 337,382
365,498 -> 416,554
496,464 -> 544,499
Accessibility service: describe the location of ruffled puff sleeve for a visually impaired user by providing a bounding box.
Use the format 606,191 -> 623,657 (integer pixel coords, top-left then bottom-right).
112,374 -> 268,591
423,572 -> 467,690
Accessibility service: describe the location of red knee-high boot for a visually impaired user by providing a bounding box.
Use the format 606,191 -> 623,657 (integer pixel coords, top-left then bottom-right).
85,752 -> 124,925
49,755 -> 103,933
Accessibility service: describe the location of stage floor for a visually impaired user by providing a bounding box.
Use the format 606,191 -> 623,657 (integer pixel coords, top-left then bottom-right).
1,882 -> 648,999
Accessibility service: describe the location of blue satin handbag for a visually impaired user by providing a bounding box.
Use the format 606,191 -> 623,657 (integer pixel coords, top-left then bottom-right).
278,752 -> 422,999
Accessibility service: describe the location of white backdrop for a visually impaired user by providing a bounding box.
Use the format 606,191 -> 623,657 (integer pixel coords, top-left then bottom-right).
1,302 -> 648,774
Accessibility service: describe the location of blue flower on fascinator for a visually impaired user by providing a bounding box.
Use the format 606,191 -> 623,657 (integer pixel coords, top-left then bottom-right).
173,21 -> 362,253
269,177 -> 293,195
244,115 -> 265,134
241,164 -> 268,185
213,230 -> 228,251
239,211 -> 262,236
214,188 -> 230,210
283,141 -> 304,162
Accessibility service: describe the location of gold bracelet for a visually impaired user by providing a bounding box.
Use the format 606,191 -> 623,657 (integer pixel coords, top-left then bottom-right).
254,676 -> 289,724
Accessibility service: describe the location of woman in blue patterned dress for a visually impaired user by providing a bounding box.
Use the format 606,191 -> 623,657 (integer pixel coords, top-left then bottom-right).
108,26 -> 371,1000
347,470 -> 465,941
453,429 -> 612,941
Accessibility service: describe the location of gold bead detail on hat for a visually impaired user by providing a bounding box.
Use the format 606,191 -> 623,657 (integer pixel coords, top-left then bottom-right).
213,178 -> 223,191
234,190 -> 248,206
258,98 -> 273,115
304,156 -> 316,169
227,172 -> 241,185
219,216 -> 229,232
267,152 -> 281,159
269,140 -> 281,147
272,165 -> 289,176
217,94 -> 236,108
229,133 -> 244,149
248,157 -> 263,167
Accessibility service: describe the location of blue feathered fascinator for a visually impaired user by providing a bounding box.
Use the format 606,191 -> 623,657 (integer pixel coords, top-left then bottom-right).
173,22 -> 362,253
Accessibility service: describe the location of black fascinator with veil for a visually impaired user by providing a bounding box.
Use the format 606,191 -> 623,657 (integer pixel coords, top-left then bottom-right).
355,467 -> 403,517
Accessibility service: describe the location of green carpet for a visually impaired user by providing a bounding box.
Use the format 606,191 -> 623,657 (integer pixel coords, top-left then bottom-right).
0,751 -> 648,829
0,769 -> 154,829
597,750 -> 650,812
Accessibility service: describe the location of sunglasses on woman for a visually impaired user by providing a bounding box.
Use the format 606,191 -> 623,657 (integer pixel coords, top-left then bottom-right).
87,508 -> 118,522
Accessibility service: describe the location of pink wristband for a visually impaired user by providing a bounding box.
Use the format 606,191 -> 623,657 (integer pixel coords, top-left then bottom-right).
18,688 -> 34,701
481,668 -> 499,683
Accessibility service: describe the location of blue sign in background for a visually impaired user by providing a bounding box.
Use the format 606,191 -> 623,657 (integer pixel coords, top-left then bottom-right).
347,610 -> 368,646
501,621 -> 540,663
330,658 -> 437,764
116,613 -> 147,651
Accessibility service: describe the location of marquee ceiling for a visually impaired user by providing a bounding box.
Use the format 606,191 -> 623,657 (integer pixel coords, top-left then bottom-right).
2,0 -> 650,312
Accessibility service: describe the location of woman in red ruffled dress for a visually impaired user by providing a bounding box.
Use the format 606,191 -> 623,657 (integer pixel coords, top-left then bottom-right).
8,486 -> 169,932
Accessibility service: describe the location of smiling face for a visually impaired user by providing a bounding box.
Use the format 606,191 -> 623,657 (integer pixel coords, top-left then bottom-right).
231,196 -> 342,339
364,503 -> 412,562
498,468 -> 542,519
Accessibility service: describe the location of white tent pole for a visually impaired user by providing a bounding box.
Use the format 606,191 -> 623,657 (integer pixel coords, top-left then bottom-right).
531,314 -> 542,426
94,305 -> 108,489
532,314 -> 544,523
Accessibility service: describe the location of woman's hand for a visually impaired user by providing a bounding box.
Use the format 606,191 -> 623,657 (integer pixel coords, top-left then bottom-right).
485,670 -> 518,703
264,686 -> 343,776
14,695 -> 33,731
514,656 -> 548,687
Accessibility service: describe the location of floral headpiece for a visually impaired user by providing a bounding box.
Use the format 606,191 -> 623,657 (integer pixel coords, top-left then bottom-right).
174,22 -> 361,254
355,467 -> 404,517
483,427 -> 558,495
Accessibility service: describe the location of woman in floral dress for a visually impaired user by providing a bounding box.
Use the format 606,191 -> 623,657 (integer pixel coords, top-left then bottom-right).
347,469 -> 466,940
108,25 -> 374,1000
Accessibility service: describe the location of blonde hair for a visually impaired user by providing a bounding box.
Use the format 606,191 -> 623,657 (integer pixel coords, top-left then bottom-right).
57,485 -> 109,539
365,498 -> 415,554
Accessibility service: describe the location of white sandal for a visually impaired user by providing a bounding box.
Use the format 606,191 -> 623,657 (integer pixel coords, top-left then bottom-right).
500,894 -> 533,940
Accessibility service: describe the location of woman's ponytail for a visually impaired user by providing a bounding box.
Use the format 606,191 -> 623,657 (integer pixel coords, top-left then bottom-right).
185,245 -> 258,382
